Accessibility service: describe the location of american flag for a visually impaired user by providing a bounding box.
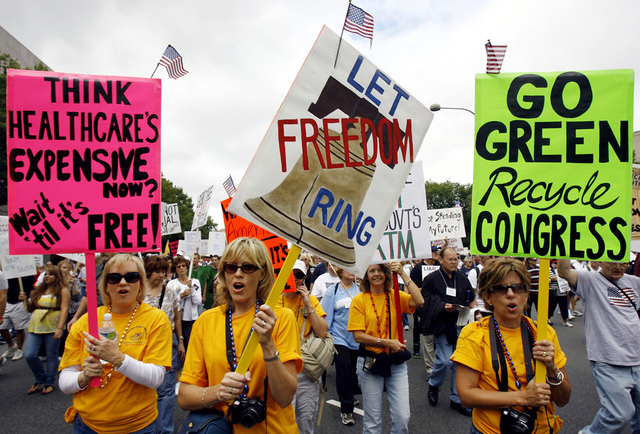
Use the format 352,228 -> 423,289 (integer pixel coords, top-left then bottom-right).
485,42 -> 507,74
158,45 -> 189,80
607,285 -> 637,308
223,175 -> 236,197
343,4 -> 374,44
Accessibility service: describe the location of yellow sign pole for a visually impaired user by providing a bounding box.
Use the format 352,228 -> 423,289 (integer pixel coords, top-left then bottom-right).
534,258 -> 550,383
234,244 -> 302,375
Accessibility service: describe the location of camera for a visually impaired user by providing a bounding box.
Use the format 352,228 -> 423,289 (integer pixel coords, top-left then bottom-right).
230,397 -> 267,428
500,407 -> 538,434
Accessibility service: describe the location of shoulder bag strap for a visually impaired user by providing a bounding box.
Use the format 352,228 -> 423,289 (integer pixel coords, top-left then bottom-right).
488,316 -> 509,392
158,283 -> 167,309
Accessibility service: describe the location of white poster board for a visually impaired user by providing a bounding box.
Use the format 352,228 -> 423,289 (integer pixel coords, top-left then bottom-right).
372,161 -> 430,263
0,216 -> 37,279
228,26 -> 432,276
191,186 -> 214,230
209,231 -> 226,256
162,202 -> 182,236
427,207 -> 466,241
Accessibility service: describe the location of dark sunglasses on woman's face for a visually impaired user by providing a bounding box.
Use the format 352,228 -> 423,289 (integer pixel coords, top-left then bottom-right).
223,263 -> 260,274
293,271 -> 306,280
491,283 -> 527,294
106,272 -> 142,285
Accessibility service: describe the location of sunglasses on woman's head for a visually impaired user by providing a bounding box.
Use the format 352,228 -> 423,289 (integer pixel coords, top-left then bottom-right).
223,263 -> 260,274
106,272 -> 142,285
491,283 -> 527,294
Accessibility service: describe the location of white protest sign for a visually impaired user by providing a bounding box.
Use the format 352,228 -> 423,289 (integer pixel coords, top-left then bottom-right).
191,186 -> 214,230
432,237 -> 465,253
372,161 -> 430,263
162,202 -> 182,235
183,231 -> 201,257
228,26 -> 433,276
421,264 -> 439,279
427,207 -> 466,240
0,216 -> 37,279
209,231 -> 226,256
177,239 -> 186,255
199,239 -> 209,257
58,253 -> 86,264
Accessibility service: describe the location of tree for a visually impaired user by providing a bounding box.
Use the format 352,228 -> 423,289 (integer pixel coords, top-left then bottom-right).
0,53 -> 49,207
424,180 -> 473,247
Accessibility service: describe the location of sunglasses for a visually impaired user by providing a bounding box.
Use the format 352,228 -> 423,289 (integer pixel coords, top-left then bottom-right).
223,263 -> 260,274
106,272 -> 142,285
293,271 -> 306,280
491,283 -> 527,294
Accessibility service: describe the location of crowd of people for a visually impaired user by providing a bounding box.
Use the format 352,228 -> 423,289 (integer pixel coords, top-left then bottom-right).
0,240 -> 639,434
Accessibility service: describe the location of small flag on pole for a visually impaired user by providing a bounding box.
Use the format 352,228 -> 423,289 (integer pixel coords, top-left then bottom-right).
343,3 -> 374,46
485,41 -> 507,74
223,175 -> 236,197
158,45 -> 189,79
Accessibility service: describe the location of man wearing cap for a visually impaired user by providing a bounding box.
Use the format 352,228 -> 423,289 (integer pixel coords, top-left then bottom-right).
280,259 -> 328,434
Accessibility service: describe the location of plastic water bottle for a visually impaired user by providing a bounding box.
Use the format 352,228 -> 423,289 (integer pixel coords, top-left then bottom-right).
98,313 -> 116,364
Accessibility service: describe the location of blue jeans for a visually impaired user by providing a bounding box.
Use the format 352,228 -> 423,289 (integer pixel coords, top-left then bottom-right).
357,356 -> 410,434
428,332 -> 459,403
156,334 -> 179,434
583,361 -> 640,434
24,332 -> 60,386
73,415 -> 157,434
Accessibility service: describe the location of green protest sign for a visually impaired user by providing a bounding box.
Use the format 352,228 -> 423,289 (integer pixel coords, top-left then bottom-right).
472,70 -> 634,261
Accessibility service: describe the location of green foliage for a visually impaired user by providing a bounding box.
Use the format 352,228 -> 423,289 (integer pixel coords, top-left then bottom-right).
160,176 -> 219,243
424,180 -> 473,247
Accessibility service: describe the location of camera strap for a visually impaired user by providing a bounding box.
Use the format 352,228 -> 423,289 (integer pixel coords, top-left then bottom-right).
225,303 -> 260,372
489,316 -> 535,391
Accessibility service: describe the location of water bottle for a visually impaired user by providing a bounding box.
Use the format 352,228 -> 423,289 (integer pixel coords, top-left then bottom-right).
98,313 -> 116,364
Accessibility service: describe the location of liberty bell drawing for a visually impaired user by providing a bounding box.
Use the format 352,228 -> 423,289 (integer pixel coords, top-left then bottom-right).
244,118 -> 375,265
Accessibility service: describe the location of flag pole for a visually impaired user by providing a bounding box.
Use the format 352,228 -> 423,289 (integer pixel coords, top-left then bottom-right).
333,0 -> 352,68
151,64 -> 159,78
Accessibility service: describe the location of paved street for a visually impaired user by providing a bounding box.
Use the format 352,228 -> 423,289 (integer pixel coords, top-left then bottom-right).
0,305 -> 632,433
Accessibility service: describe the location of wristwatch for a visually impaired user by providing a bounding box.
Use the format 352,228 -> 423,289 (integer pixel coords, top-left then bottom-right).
179,336 -> 184,340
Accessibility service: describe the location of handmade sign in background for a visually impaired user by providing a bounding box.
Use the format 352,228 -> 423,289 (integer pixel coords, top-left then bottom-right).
222,198 -> 296,292
162,202 -> 182,236
208,231 -> 225,256
427,207 -> 466,241
0,216 -> 37,279
7,70 -> 162,254
472,69 -> 634,261
191,186 -> 214,231
228,26 -> 432,276
372,161 -> 430,263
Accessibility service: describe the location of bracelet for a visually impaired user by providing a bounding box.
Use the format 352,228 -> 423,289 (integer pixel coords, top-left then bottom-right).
377,337 -> 381,346
546,370 -> 564,386
404,280 -> 411,286
307,309 -> 316,315
201,386 -> 210,408
263,350 -> 280,362
179,336 -> 184,340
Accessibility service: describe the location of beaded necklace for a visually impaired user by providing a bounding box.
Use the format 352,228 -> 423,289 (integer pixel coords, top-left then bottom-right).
492,316 -> 535,389
368,291 -> 390,353
227,299 -> 260,398
101,302 -> 139,388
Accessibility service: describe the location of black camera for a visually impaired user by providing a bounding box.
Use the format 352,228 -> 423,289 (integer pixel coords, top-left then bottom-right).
500,407 -> 538,434
230,397 -> 267,428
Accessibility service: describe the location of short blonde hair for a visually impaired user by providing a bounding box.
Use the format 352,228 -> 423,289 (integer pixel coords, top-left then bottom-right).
99,254 -> 148,306
477,257 -> 530,311
216,238 -> 274,308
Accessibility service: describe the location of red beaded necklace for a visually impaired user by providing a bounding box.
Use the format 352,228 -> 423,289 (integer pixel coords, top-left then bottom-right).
368,291 -> 390,353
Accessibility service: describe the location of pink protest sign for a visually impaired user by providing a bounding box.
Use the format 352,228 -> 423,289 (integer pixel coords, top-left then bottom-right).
7,70 -> 162,254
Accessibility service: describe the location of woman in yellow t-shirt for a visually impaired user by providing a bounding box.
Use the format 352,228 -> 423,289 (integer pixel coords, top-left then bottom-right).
22,264 -> 70,395
178,237 -> 302,434
452,257 -> 572,434
347,261 -> 424,434
279,259 -> 328,434
58,254 -> 173,434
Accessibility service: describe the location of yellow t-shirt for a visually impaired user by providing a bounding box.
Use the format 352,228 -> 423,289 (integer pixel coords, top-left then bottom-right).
347,290 -> 415,354
180,305 -> 303,434
451,316 -> 566,434
279,294 -> 326,338
59,303 -> 172,434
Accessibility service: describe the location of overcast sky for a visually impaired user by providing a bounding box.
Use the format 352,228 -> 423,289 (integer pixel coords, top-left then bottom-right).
3,0 -> 640,228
